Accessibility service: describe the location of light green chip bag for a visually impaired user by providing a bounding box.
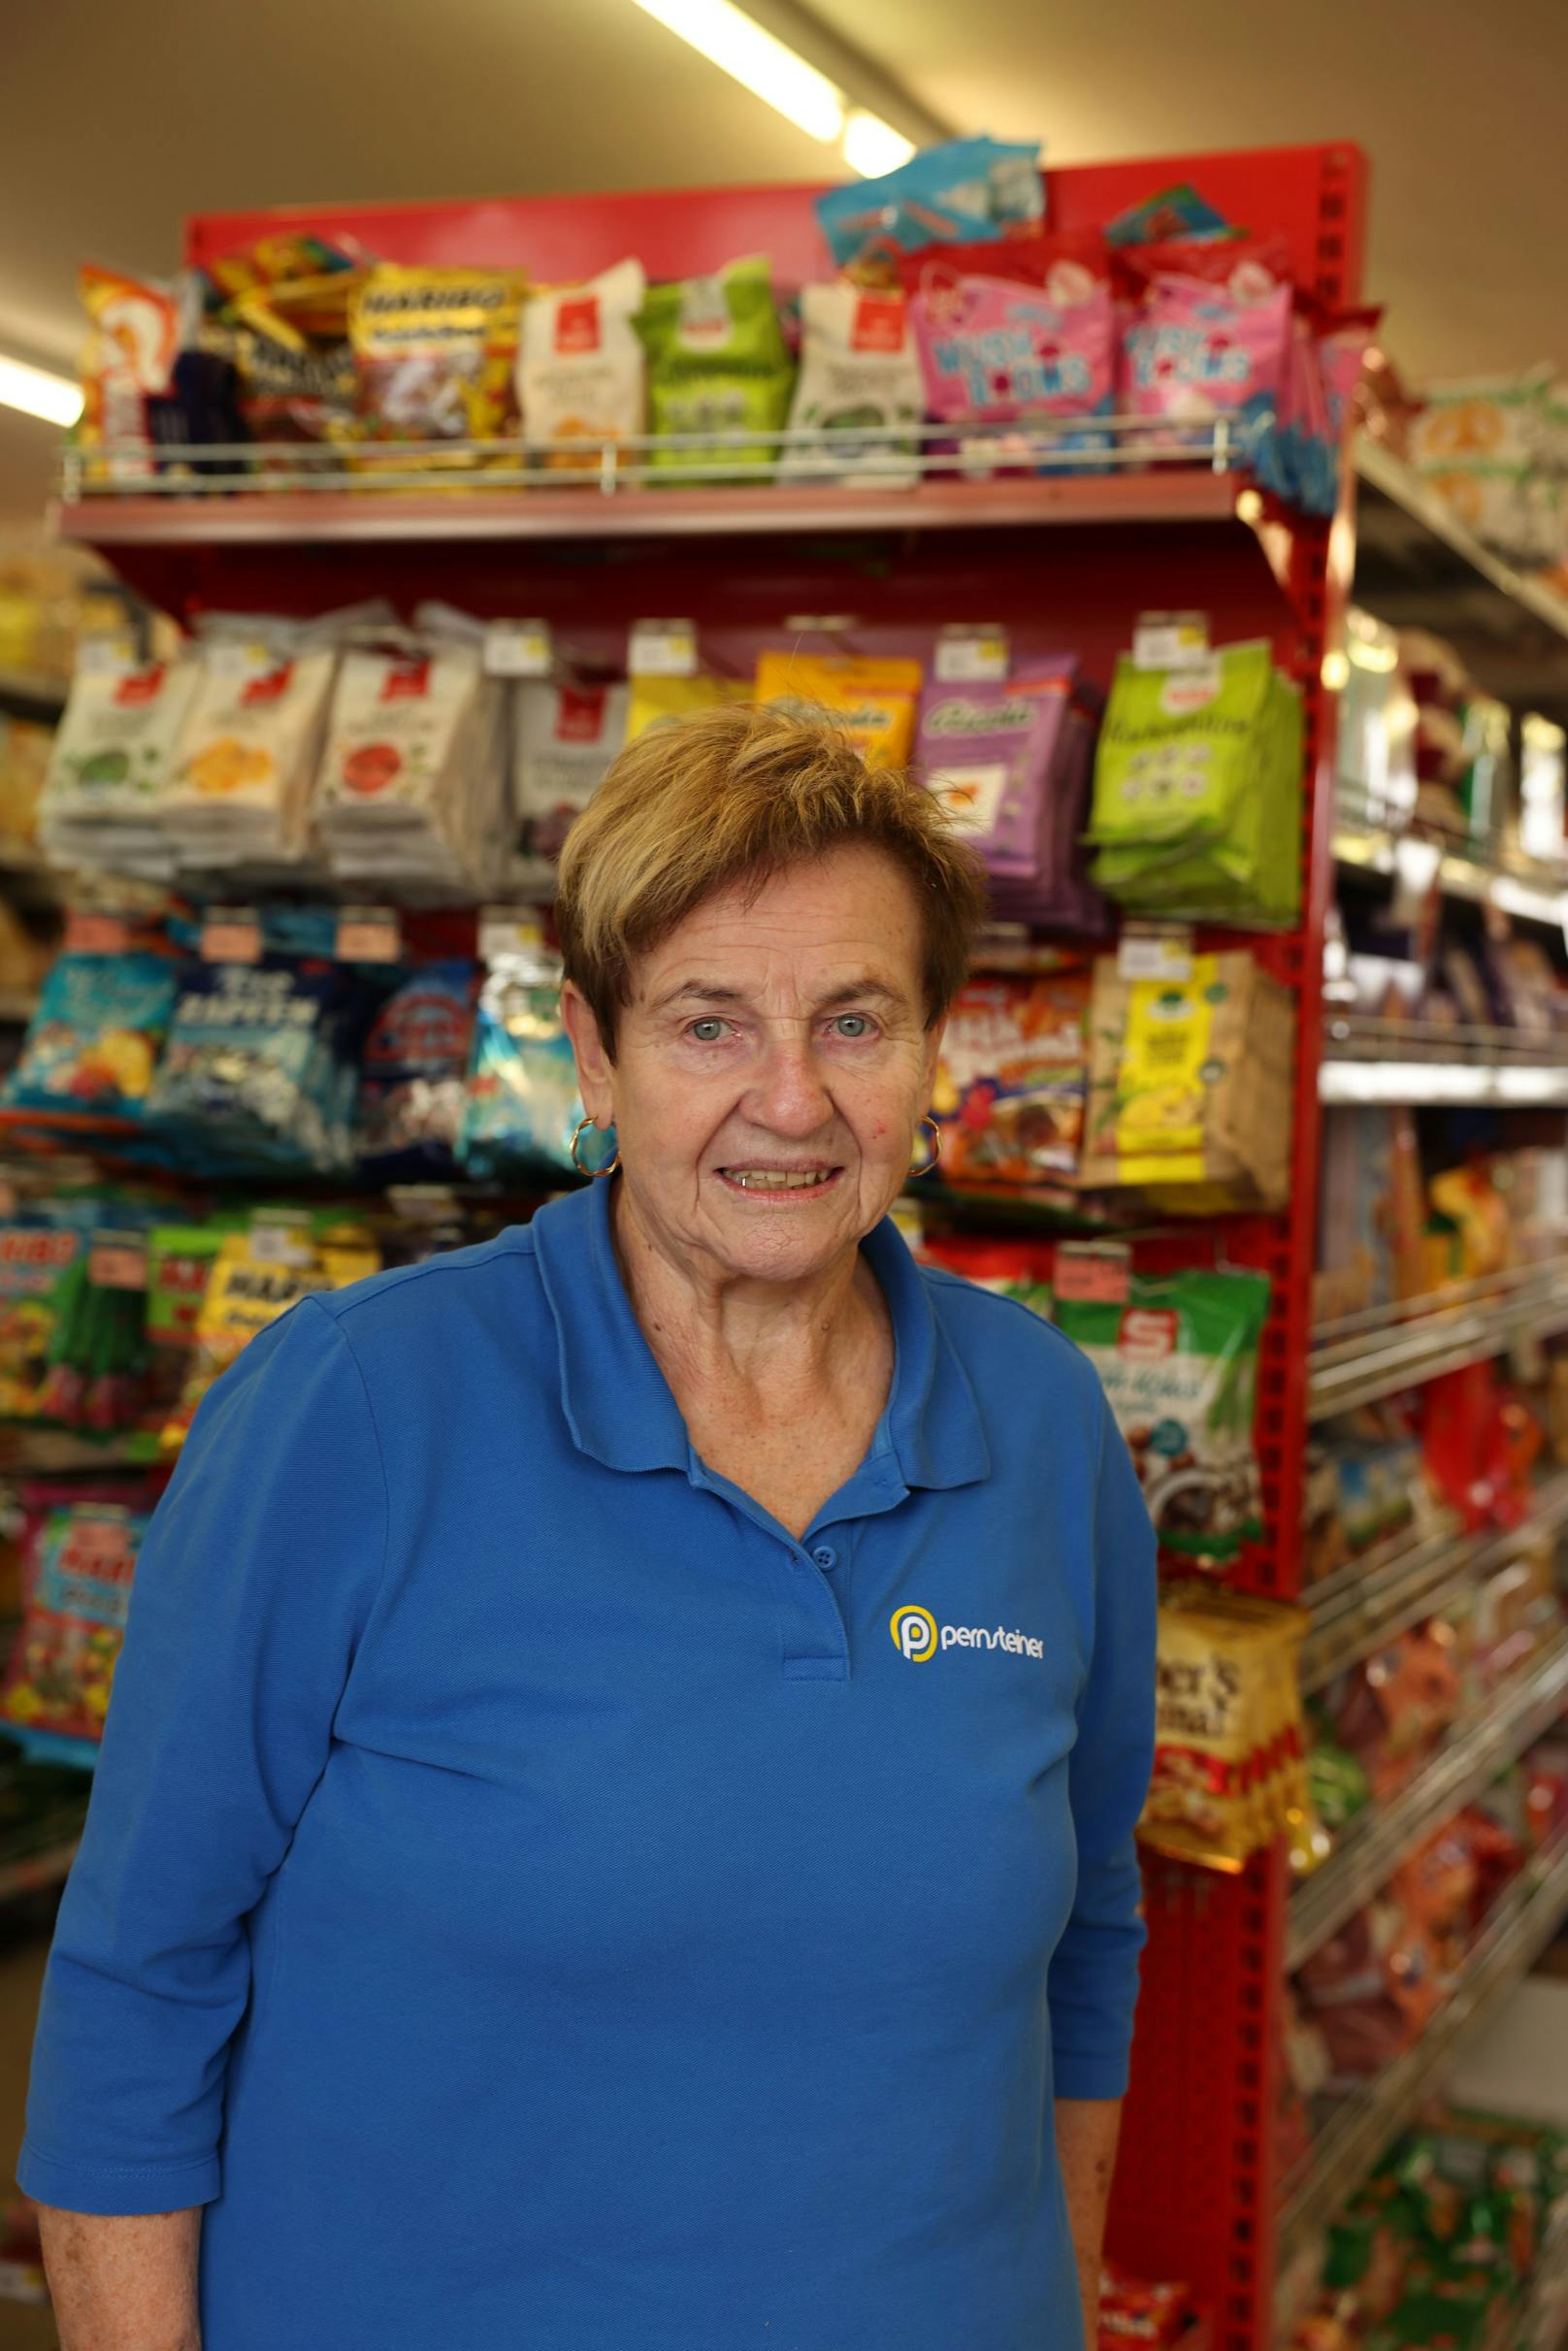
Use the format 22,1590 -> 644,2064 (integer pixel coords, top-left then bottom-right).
635,256 -> 794,477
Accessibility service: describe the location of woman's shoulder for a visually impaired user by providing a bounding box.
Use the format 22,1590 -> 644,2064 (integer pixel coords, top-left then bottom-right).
304,1225 -> 553,1385
917,1259 -> 1104,1403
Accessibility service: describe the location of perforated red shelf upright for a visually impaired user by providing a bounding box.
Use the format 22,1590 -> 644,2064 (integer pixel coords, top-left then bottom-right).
58,139 -> 1369,2351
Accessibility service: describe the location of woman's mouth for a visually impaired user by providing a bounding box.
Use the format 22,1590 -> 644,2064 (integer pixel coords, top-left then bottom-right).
715,1166 -> 841,1195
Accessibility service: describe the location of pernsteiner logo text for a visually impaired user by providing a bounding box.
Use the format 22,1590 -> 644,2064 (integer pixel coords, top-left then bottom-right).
889,1605 -> 1045,1664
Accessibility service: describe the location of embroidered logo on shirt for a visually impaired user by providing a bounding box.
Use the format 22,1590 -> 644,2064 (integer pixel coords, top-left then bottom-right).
889,1606 -> 1045,1663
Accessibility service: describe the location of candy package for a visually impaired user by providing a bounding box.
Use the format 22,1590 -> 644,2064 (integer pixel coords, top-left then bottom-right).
781,283 -> 925,485
635,258 -> 794,474
1104,184 -> 1236,246
816,136 -> 1044,277
163,627 -> 339,871
754,650 -> 921,767
350,265 -> 524,444
901,236 -> 1115,464
624,671 -> 750,741
1087,638 -> 1303,925
0,1219 -> 93,1420
518,258 -> 646,467
144,1224 -> 229,1422
1078,953 -> 1296,1212
28,1224 -> 155,1435
40,656 -> 200,875
930,971 -> 1092,1182
76,265 -> 180,476
1123,272 -> 1291,451
146,956 -> 376,1176
510,679 -> 629,895
0,1501 -> 152,1765
458,942 -> 582,1183
2,951 -> 179,1127
212,264 -> 362,446
314,641 -> 505,892
1055,1263 -> 1270,1565
1141,1584 -> 1309,1871
916,661 -> 1106,928
355,962 -> 477,1181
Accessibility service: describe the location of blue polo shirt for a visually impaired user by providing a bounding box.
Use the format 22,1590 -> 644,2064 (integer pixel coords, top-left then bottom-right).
20,1180 -> 1155,2351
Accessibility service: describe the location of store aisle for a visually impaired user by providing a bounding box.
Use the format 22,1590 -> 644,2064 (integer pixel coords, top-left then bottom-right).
0,1915 -> 55,2350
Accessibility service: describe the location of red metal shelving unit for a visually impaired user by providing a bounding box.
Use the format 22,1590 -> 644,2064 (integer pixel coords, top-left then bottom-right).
57,140 -> 1369,2351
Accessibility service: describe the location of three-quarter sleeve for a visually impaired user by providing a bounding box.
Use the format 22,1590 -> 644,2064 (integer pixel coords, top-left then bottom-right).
17,1294 -> 387,2216
1047,1400 -> 1158,2102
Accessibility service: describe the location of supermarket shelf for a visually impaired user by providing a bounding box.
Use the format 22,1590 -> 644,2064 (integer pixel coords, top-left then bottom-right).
1353,438 -> 1568,725
1310,1259 -> 1568,1419
1287,1631 -> 1568,1971
1333,816 -> 1568,931
1301,1467 -> 1568,1693
1277,1827 -> 1568,2271
54,417 -> 1258,546
1320,1015 -> 1568,1106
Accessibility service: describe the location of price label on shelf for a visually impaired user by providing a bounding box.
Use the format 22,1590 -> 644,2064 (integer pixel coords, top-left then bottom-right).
1117,925 -> 1194,982
628,619 -> 698,678
483,619 -> 554,678
933,627 -> 1010,683
200,907 -> 263,964
63,909 -> 131,956
1132,612 -> 1211,671
478,905 -> 546,964
248,1220 -> 313,1268
335,906 -> 403,963
87,1239 -> 148,1292
1054,1244 -> 1131,1305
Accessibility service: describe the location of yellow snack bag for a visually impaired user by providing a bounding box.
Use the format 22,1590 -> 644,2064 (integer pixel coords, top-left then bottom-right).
753,651 -> 922,767
350,266 -> 525,445
1140,1588 -> 1306,1873
624,673 -> 751,743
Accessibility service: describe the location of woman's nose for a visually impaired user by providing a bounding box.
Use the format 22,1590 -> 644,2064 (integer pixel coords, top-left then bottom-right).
749,1038 -> 834,1134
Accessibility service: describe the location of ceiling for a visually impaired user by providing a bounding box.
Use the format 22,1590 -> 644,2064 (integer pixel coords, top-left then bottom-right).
2,0 -> 1565,525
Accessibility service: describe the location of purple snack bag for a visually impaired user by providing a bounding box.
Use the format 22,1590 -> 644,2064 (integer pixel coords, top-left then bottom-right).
917,661 -> 1107,931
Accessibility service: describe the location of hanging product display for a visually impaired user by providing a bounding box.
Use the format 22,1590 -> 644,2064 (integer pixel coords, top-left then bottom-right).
781,282 -> 925,485
518,259 -> 646,468
39,656 -> 199,874
313,640 -> 505,891
634,257 -> 793,475
162,625 -> 338,872
916,661 -> 1106,929
509,679 -> 630,894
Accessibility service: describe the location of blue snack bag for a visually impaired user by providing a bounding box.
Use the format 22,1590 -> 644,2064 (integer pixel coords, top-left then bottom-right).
2,953 -> 179,1126
147,956 -> 372,1176
356,962 -> 478,1181
817,136 -> 1043,274
458,950 -> 582,1184
1104,182 -> 1236,247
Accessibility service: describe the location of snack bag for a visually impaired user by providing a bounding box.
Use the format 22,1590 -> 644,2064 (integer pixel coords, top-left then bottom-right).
754,650 -> 921,767
0,1502 -> 151,1763
518,258 -> 646,467
350,265 -> 525,442
77,265 -> 180,474
0,1220 -> 90,1419
147,957 -> 374,1177
510,679 -> 630,893
903,241 -> 1115,451
1104,184 -> 1236,246
1141,1588 -> 1303,1871
1087,640 -> 1303,924
916,661 -> 1106,926
355,963 -> 478,1181
164,635 -> 338,867
458,941 -> 583,1182
635,258 -> 793,474
144,1224 -> 229,1421
624,672 -> 749,741
930,971 -> 1092,1181
314,643 -> 499,890
162,1218 -> 379,1452
816,135 -> 1044,277
40,657 -> 200,871
1054,1264 -> 1270,1565
2,952 -> 179,1126
215,265 -> 362,445
1123,275 -> 1290,447
781,283 -> 925,485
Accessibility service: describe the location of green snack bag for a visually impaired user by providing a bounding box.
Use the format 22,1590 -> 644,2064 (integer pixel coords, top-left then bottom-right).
1054,1263 -> 1270,1565
636,256 -> 794,476
1087,639 -> 1302,925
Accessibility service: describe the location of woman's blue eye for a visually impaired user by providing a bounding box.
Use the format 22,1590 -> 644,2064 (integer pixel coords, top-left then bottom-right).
690,1019 -> 726,1042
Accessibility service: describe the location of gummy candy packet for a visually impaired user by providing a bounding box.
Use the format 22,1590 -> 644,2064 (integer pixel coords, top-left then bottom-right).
635,257 -> 793,475
754,650 -> 921,767
350,265 -> 525,442
3,952 -> 179,1126
355,962 -> 477,1181
0,1501 -> 152,1764
817,136 -> 1043,277
518,258 -> 646,468
782,283 -> 925,485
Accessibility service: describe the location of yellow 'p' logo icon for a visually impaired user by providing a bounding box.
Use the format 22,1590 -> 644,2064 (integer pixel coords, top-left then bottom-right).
891,1606 -> 938,1662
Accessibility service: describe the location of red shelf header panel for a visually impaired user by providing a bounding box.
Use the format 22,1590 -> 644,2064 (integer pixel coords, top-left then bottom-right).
183,140 -> 1365,308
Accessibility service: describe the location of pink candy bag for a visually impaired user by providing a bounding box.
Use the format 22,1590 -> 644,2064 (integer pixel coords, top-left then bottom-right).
1122,274 -> 1291,441
905,271 -> 1115,429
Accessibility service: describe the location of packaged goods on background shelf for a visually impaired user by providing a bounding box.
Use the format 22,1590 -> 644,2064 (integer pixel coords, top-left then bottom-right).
815,135 -> 1046,274
314,634 -> 506,893
782,281 -> 924,486
510,680 -> 630,897
349,264 -> 526,449
1283,2104 -> 1568,2351
354,962 -> 477,1181
1097,2259 -> 1206,2351
519,258 -> 647,467
40,653 -> 200,875
1141,1582 -> 1310,1872
635,257 -> 794,476
160,618 -> 341,874
916,661 -> 1106,929
1079,950 -> 1295,1209
458,923 -> 583,1183
1,939 -> 178,1129
0,1493 -> 152,1766
931,968 -> 1093,1185
1409,368 -> 1568,579
1087,637 -> 1303,926
754,650 -> 922,766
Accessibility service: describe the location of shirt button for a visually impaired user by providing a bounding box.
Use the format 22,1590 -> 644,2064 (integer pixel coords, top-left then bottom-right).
812,1546 -> 837,1572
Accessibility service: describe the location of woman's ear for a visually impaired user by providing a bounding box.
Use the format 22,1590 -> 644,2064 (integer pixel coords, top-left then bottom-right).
560,982 -> 615,1124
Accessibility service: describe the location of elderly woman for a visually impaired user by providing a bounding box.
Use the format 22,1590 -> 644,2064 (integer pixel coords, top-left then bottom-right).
23,704 -> 1155,2351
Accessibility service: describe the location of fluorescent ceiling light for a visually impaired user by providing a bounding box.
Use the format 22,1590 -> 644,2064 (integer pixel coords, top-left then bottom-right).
0,353 -> 82,429
628,0 -> 845,142
842,110 -> 916,177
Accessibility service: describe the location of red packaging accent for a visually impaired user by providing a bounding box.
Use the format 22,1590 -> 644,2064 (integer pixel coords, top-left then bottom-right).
554,684 -> 609,743
240,661 -> 295,706
850,292 -> 907,354
380,657 -> 432,702
113,665 -> 166,707
554,294 -> 603,356
1120,1307 -> 1177,1359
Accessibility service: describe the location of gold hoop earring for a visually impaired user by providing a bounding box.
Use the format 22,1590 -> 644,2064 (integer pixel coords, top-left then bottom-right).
908,1116 -> 942,1180
570,1116 -> 621,1179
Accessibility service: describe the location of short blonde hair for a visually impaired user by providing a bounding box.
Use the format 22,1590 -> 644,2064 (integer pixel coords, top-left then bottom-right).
555,701 -> 987,1053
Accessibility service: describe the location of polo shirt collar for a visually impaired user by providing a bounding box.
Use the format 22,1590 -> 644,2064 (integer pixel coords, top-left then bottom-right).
529,1179 -> 990,1493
